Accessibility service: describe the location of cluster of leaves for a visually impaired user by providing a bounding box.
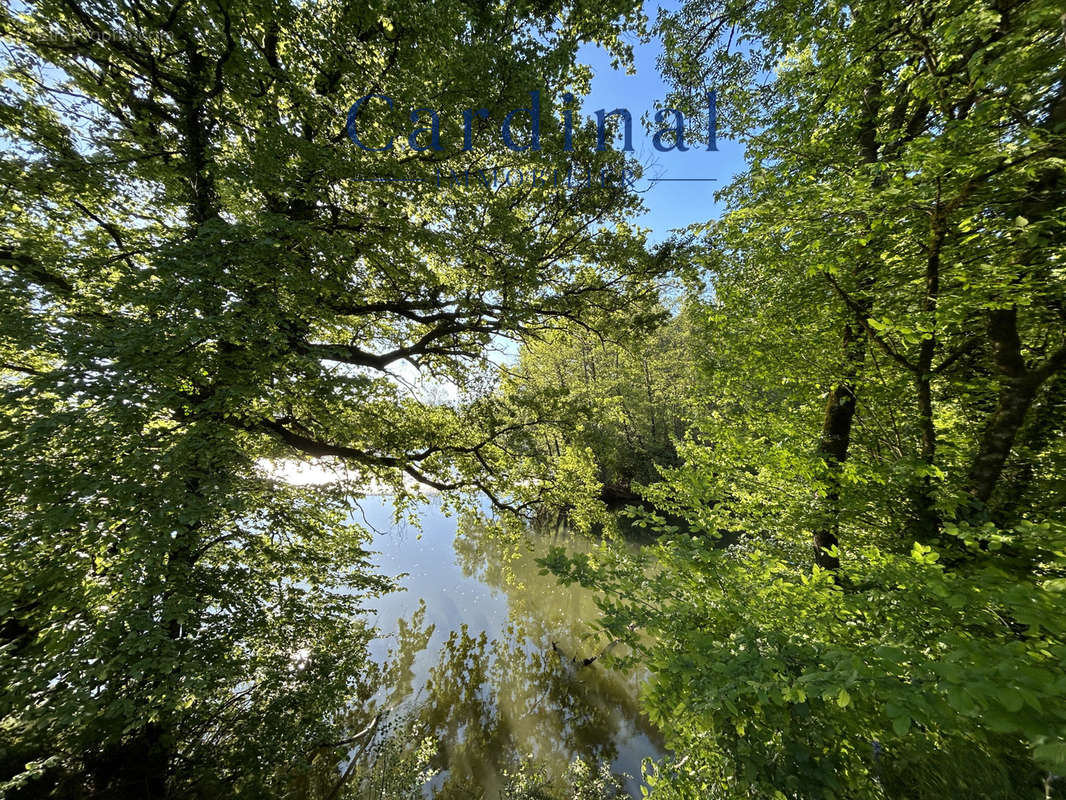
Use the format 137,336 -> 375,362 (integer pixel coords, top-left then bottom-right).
535,0 -> 1066,796
546,518 -> 1066,799
0,0 -> 665,795
490,305 -> 702,528
0,402 -> 392,796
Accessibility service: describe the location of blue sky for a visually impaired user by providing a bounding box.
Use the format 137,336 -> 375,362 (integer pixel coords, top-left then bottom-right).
576,5 -> 747,241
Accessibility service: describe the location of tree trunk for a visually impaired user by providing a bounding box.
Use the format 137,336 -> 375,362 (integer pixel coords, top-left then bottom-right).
912,202 -> 945,539
811,67 -> 884,569
965,308 -> 1066,511
814,322 -> 867,569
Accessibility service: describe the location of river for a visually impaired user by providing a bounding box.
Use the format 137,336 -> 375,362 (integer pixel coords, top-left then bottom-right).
356,495 -> 664,799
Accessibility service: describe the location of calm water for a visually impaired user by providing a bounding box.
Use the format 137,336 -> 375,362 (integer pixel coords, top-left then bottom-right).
356,495 -> 664,798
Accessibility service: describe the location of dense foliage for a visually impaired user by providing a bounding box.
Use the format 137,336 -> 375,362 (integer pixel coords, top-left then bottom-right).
4,0 -> 1066,797
541,0 -> 1066,797
494,308 -> 700,518
0,0 -> 658,796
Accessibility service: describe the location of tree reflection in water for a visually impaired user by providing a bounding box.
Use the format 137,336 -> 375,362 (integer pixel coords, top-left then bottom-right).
358,504 -> 662,799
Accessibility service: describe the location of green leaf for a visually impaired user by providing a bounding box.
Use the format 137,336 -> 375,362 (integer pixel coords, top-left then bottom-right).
892,715 -> 911,736
1033,742 -> 1066,770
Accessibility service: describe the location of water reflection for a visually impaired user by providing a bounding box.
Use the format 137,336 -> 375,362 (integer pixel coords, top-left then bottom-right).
357,496 -> 662,798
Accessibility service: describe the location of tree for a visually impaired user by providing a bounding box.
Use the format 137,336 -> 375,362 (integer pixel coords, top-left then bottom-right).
489,304 -> 701,526
656,0 -> 1066,543
543,0 -> 1066,796
0,0 -> 660,795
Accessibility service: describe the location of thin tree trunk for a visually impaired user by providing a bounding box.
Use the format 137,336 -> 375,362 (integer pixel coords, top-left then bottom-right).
965,308 -> 1066,510
964,74 -> 1066,513
815,322 -> 867,569
912,195 -> 945,539
812,70 -> 883,569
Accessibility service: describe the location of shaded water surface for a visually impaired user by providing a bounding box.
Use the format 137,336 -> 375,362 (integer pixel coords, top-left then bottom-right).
358,496 -> 663,798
